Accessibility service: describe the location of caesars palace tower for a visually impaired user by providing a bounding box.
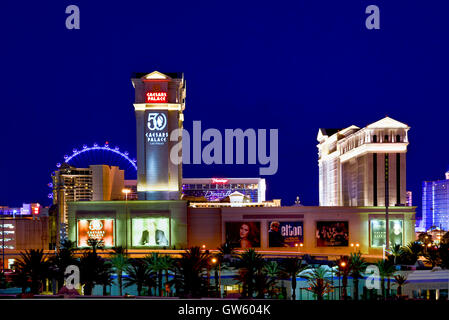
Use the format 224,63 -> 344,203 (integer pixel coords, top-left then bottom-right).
131,71 -> 186,201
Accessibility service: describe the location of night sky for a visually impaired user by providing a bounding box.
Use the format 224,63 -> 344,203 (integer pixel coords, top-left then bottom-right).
1,1 -> 448,216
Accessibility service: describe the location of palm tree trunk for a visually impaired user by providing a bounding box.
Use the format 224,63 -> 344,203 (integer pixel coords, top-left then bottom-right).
118,273 -> 122,296
214,269 -> 219,297
397,285 -> 402,296
353,278 -> 359,300
137,283 -> 142,296
381,277 -> 385,300
342,275 -> 348,300
291,275 -> 297,300
84,283 -> 93,296
165,271 -> 170,297
103,284 -> 107,296
387,277 -> 391,298
158,270 -> 162,296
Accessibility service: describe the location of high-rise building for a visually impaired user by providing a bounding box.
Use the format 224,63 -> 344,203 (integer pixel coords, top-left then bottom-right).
131,71 -> 185,201
317,117 -> 410,206
406,191 -> 412,206
52,164 -> 125,224
420,170 -> 449,231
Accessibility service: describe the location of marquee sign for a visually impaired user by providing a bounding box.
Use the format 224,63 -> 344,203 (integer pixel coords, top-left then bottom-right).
78,219 -> 114,247
146,91 -> 167,103
212,178 -> 229,184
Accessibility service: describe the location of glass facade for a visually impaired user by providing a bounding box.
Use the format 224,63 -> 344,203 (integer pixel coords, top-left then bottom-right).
421,180 -> 449,231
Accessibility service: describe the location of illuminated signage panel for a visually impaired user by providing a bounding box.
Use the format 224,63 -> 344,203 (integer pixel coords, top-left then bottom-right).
268,221 -> 303,247
77,219 -> 114,247
146,91 -> 167,103
212,178 -> 229,184
225,222 -> 260,248
132,218 -> 170,247
316,221 -> 349,247
370,219 -> 403,247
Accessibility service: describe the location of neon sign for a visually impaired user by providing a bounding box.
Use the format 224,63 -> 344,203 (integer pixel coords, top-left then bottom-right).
146,91 -> 167,103
212,178 -> 229,184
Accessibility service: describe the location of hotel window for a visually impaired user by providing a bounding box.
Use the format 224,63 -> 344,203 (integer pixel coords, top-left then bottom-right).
384,135 -> 389,142
373,135 -> 377,143
396,135 -> 401,142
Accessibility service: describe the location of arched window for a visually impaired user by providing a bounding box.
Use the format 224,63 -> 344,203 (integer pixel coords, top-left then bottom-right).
396,134 -> 401,142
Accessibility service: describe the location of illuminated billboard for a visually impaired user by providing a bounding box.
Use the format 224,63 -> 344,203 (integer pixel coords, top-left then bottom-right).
316,221 -> 349,247
225,222 -> 260,248
371,219 -> 403,247
78,219 -> 114,247
146,91 -> 167,103
268,221 -> 303,247
132,218 -> 170,247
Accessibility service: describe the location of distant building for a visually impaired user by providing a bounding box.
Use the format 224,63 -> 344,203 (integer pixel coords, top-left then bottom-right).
317,117 -> 410,206
420,170 -> 449,231
181,178 -> 266,203
406,191 -> 412,206
0,203 -> 49,269
52,164 -> 125,225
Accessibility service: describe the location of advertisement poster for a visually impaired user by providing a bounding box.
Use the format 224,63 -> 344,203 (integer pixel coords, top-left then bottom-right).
78,219 -> 114,247
132,218 -> 170,247
268,221 -> 303,247
225,222 -> 260,248
316,221 -> 349,247
371,219 -> 403,247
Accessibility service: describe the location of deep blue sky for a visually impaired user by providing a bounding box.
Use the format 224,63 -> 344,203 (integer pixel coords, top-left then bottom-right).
1,1 -> 448,215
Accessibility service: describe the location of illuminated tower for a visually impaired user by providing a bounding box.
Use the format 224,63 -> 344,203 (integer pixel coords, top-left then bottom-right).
131,71 -> 185,200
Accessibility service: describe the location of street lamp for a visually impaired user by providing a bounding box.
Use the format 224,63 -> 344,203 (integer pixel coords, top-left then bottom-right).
339,261 -> 346,300
122,188 -> 131,253
211,257 -> 221,298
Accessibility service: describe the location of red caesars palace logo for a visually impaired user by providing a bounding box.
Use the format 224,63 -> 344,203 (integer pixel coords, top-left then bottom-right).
146,91 -> 167,103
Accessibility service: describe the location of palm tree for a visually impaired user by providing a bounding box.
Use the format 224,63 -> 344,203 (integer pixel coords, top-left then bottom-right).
234,249 -> 266,298
280,257 -> 308,300
393,273 -> 408,297
336,256 -> 350,300
376,260 -> 395,300
87,238 -> 104,255
14,249 -> 50,294
401,241 -> 423,265
159,255 -> 175,296
110,247 -> 129,296
438,242 -> 449,268
48,239 -> 78,291
424,246 -> 441,268
145,253 -> 165,296
388,244 -> 403,265
349,251 -> 367,300
97,260 -> 114,296
299,266 -> 333,301
263,261 -> 281,298
124,259 -> 153,296
171,247 -> 210,297
79,251 -> 101,295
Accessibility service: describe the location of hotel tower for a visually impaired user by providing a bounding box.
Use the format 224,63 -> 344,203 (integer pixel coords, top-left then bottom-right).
131,71 -> 186,200
317,117 -> 410,207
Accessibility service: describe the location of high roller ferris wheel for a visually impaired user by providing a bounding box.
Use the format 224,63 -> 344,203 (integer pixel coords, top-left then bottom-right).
48,142 -> 137,199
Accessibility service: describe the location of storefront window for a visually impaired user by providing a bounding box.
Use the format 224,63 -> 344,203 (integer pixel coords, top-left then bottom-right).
370,219 -> 403,247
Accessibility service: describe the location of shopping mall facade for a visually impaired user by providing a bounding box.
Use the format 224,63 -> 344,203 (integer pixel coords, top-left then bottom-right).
67,201 -> 415,258
61,71 -> 417,259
